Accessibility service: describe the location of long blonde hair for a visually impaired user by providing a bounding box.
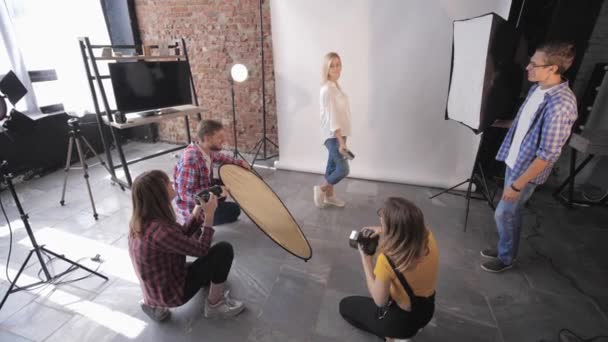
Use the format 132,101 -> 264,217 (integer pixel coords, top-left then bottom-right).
378,197 -> 429,273
129,170 -> 176,238
321,52 -> 341,85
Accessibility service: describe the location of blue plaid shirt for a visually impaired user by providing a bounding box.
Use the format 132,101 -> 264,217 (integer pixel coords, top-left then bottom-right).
496,81 -> 577,185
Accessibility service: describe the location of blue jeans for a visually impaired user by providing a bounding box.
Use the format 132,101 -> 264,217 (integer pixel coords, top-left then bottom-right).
495,167 -> 537,265
324,137 -> 349,185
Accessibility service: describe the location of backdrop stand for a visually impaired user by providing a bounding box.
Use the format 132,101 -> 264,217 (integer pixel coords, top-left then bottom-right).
250,0 -> 278,166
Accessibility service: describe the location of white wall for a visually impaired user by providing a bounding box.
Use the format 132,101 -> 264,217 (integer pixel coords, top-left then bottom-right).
270,0 -> 511,188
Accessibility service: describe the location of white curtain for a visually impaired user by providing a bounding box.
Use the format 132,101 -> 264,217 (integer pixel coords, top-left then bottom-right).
3,0 -> 112,115
0,0 -> 39,114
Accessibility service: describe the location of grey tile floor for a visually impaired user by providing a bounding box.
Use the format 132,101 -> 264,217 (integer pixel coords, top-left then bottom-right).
0,141 -> 607,341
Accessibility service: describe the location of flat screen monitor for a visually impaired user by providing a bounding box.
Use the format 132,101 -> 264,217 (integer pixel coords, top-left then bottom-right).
109,61 -> 191,113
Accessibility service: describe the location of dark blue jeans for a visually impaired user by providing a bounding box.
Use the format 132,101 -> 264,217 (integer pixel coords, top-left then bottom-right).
324,137 -> 349,185
495,167 -> 537,265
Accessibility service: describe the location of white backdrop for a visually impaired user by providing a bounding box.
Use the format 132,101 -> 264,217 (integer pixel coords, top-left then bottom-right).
270,0 -> 511,188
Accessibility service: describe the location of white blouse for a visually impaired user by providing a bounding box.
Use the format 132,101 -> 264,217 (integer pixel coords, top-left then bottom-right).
320,81 -> 352,141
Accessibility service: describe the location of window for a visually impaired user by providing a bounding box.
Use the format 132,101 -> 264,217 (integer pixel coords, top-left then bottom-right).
3,0 -> 112,115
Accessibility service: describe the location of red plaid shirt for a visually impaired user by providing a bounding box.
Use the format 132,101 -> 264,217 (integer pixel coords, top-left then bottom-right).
173,143 -> 246,223
128,216 -> 214,307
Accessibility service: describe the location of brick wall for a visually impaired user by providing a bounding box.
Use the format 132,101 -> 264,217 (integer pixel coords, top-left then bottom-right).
134,0 -> 278,155
573,0 -> 608,99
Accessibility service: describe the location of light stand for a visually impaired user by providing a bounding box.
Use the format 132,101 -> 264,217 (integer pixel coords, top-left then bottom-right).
250,0 -> 278,166
229,64 -> 250,162
0,160 -> 108,310
429,133 -> 495,231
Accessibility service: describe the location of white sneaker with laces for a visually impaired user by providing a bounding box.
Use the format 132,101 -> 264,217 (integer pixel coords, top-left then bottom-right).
324,195 -> 345,207
204,290 -> 245,319
313,186 -> 326,208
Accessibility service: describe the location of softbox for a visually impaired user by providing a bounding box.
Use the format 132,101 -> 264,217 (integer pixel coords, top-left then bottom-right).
446,13 -> 521,133
219,164 -> 312,261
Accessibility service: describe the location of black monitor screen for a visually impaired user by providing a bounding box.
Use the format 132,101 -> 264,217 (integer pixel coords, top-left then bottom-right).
109,61 -> 191,113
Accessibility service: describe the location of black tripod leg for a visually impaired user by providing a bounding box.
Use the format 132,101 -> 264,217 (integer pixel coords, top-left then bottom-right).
477,162 -> 495,210
251,139 -> 264,166
74,138 -> 99,220
0,250 -> 35,309
41,247 -> 108,281
266,137 -> 279,148
463,176 -> 475,232
430,179 -> 470,199
81,136 -> 112,175
60,137 -> 74,206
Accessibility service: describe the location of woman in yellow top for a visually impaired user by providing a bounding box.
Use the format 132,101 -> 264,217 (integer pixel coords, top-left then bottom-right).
339,197 -> 439,340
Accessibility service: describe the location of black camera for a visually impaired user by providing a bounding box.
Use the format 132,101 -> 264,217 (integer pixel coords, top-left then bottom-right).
194,185 -> 222,204
349,229 -> 379,255
340,148 -> 355,160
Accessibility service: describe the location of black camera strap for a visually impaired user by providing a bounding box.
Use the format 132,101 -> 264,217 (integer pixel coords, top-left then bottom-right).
386,256 -> 417,306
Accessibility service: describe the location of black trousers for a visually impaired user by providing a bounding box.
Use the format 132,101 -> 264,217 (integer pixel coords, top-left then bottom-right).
182,241 -> 234,302
211,178 -> 241,226
339,296 -> 434,339
213,200 -> 241,226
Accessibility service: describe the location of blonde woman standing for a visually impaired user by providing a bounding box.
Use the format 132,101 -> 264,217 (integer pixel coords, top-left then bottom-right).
314,52 -> 352,208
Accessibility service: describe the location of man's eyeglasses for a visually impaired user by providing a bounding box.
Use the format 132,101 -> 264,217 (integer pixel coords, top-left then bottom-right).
528,62 -> 553,68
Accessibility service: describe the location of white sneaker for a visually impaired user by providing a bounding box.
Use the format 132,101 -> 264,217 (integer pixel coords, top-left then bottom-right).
324,195 -> 345,207
313,186 -> 326,208
204,290 -> 245,319
140,300 -> 171,322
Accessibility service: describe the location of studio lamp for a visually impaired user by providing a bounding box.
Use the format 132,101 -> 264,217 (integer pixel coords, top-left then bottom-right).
0,71 -> 35,134
229,63 -> 249,162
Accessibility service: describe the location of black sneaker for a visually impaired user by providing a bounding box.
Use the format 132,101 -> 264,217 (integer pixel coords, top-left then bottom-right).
481,259 -> 513,273
480,248 -> 498,259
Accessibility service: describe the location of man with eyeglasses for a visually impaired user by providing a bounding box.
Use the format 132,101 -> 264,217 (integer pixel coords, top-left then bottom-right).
480,41 -> 577,273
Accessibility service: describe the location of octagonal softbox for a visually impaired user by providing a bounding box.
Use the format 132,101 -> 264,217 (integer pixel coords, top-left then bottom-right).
219,164 -> 312,261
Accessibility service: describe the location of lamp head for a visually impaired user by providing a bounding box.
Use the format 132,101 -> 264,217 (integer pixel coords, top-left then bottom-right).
230,64 -> 248,83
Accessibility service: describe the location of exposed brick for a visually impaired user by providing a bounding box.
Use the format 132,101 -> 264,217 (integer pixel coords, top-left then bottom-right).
135,0 -> 278,155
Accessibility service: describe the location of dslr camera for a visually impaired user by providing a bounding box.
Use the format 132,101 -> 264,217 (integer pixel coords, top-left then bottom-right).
349,228 -> 379,255
194,185 -> 223,204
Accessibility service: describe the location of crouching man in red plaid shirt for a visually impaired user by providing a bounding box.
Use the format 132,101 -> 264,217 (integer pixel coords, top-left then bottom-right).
174,119 -> 250,225
129,170 -> 245,322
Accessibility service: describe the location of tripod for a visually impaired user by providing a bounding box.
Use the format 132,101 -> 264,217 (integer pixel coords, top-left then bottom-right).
60,118 -> 111,220
230,78 -> 250,163
429,133 -> 495,231
1,160 -> 108,310
251,0 -> 278,166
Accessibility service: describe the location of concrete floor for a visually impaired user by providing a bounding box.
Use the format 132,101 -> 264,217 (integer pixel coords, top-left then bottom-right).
0,141 -> 606,342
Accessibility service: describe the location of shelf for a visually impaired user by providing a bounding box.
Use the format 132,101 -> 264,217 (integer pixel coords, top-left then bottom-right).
103,104 -> 203,129
93,55 -> 185,61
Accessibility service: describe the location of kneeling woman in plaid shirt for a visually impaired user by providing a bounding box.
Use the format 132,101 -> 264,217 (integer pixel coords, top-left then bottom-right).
128,170 -> 245,322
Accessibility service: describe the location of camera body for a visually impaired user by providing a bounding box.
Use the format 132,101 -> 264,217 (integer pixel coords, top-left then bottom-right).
349,229 -> 379,255
194,185 -> 222,204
